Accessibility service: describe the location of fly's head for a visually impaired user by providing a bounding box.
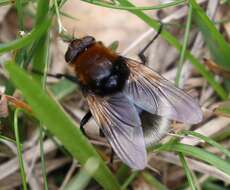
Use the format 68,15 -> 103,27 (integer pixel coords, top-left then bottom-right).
65,36 -> 96,64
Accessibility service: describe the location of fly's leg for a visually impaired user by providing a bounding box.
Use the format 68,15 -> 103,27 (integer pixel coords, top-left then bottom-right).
56,74 -> 79,83
99,129 -> 114,165
138,23 -> 163,65
110,149 -> 114,164
80,111 -> 92,136
32,69 -> 79,84
99,129 -> 105,137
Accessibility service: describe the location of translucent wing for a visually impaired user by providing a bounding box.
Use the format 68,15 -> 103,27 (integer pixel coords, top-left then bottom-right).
124,59 -> 203,124
86,93 -> 147,170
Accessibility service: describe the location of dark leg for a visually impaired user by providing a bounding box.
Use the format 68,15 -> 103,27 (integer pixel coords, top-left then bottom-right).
55,74 -> 79,84
80,111 -> 92,136
138,23 -> 163,65
110,148 -> 114,164
98,129 -> 114,164
99,128 -> 105,137
31,69 -> 79,84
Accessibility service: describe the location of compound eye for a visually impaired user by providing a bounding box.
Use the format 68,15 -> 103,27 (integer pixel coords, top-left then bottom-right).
82,36 -> 95,46
64,36 -> 96,64
65,47 -> 77,63
64,39 -> 82,63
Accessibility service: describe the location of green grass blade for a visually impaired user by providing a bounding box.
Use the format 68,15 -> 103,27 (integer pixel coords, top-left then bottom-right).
60,11 -> 79,21
190,0 -> 230,70
178,153 -> 196,190
31,34 -> 50,83
142,171 -> 169,190
14,109 -> 27,190
32,0 -> 50,82
65,158 -> 99,190
15,0 -> 24,30
203,181 -> 230,190
4,61 -> 121,190
109,40 -> 119,52
156,142 -> 230,175
32,1 -> 50,187
13,0 -> 27,67
81,0 -> 185,11
54,0 -> 65,33
121,171 -> 138,190
215,106 -> 230,117
39,128 -> 48,190
175,3 -> 192,85
0,19 -> 51,54
116,0 -> 228,100
181,130 -> 230,158
116,164 -> 130,184
0,0 -> 12,6
32,35 -> 50,189
35,0 -> 49,26
0,135 -> 17,144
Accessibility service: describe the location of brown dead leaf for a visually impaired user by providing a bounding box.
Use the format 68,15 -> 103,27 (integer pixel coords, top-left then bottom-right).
4,95 -> 32,113
133,174 -> 156,190
203,58 -> 230,79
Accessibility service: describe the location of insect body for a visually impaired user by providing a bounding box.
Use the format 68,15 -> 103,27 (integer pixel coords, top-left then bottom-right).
65,37 -> 130,96
65,36 -> 203,170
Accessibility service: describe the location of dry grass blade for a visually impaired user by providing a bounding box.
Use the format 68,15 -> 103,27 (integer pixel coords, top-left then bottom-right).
181,117 -> 230,146
0,140 -> 56,180
154,153 -> 230,182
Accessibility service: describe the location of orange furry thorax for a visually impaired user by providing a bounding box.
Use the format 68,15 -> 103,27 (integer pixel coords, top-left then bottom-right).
71,42 -> 118,85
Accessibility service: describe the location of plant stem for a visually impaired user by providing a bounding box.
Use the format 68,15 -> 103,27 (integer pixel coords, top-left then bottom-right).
179,153 -> 197,190
175,3 -> 193,86
14,109 -> 27,190
81,0 -> 185,11
121,171 -> 139,190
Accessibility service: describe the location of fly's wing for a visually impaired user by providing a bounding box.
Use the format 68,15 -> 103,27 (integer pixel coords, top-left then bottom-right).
86,93 -> 147,170
124,59 -> 203,124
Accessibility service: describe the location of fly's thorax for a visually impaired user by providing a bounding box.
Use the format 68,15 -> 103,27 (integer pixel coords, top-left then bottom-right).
82,56 -> 130,97
70,42 -> 117,82
65,36 -> 130,96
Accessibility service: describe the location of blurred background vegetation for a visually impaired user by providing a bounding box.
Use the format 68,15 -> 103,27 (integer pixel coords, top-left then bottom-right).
0,0 -> 230,189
